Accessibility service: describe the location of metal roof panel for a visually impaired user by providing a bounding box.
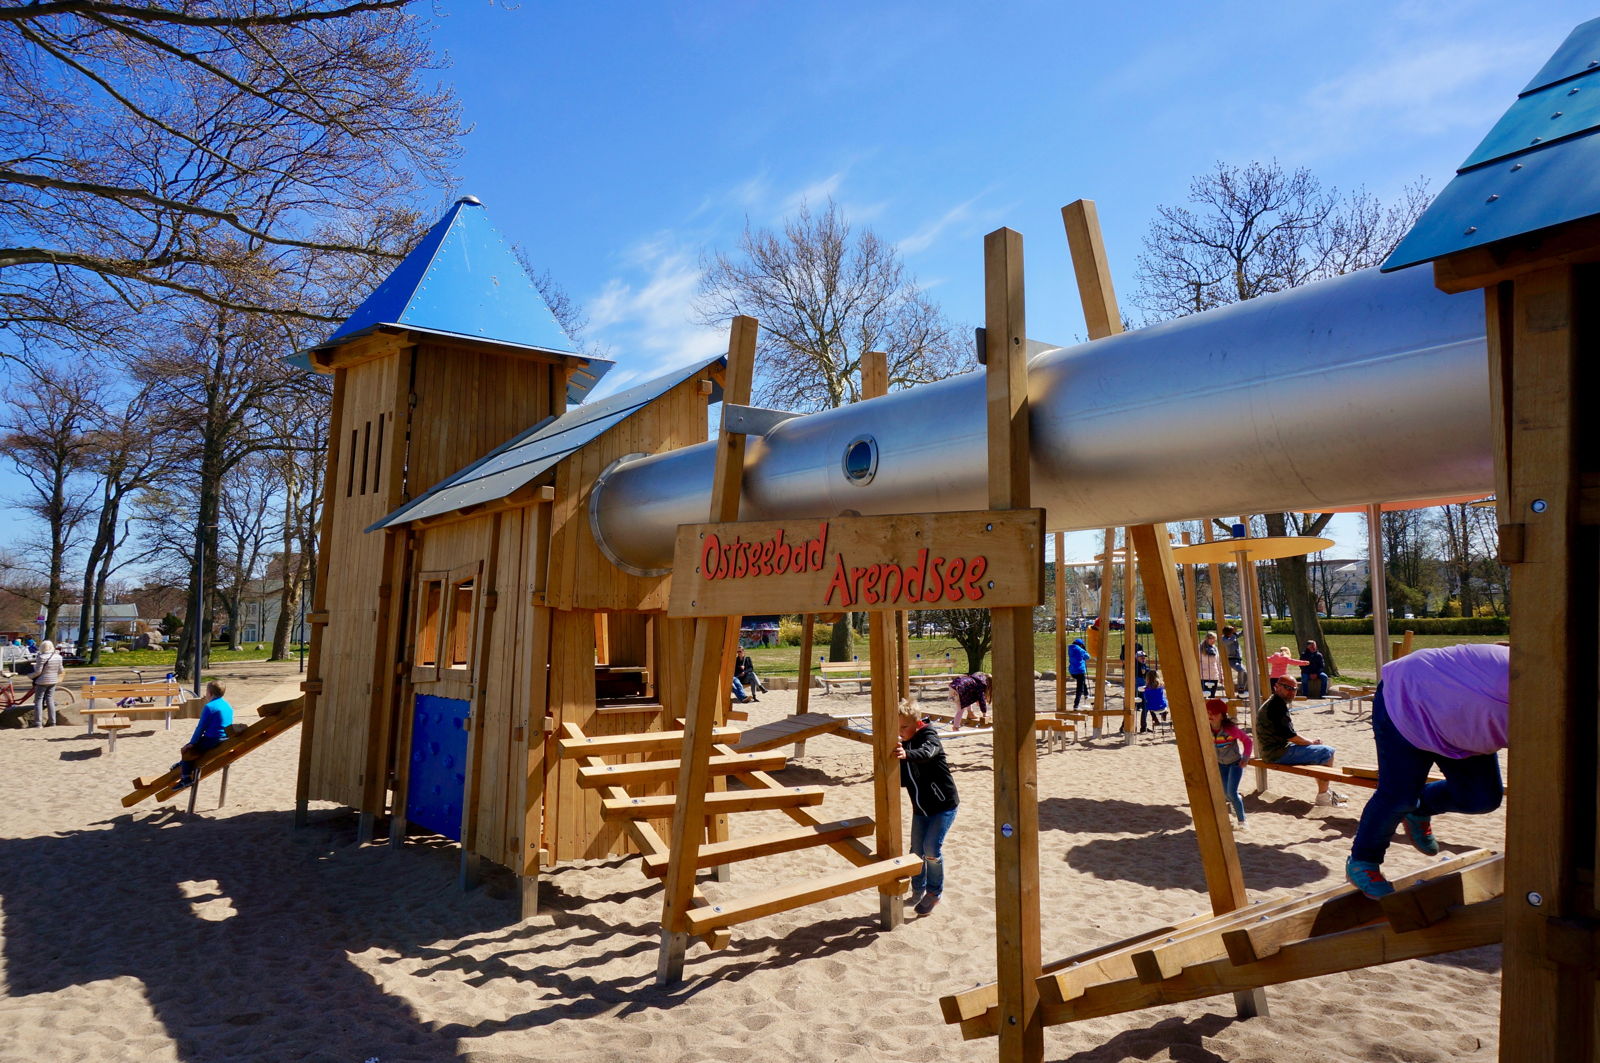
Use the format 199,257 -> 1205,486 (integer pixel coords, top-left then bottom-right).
1384,132 -> 1600,270
370,353 -> 723,530
326,198 -> 576,356
1522,15 -> 1600,94
1459,74 -> 1600,169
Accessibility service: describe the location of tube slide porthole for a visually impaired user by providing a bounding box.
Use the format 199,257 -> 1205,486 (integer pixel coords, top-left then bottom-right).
842,435 -> 879,485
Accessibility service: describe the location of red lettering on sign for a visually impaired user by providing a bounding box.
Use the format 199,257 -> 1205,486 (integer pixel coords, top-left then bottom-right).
965,555 -> 987,601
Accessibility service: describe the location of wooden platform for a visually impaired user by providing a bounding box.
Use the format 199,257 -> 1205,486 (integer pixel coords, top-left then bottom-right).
732,712 -> 849,752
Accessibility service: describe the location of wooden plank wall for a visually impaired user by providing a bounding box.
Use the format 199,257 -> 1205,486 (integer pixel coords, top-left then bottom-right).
406,345 -> 559,498
547,373 -> 714,613
308,355 -> 402,809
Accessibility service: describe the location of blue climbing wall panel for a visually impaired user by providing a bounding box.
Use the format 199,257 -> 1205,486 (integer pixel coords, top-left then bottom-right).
406,694 -> 470,840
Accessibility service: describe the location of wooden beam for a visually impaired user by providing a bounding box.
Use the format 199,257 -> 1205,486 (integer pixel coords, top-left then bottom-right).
558,726 -> 741,758
793,614 -> 815,756
1495,266 -> 1595,1063
576,751 -> 788,788
682,855 -> 920,935
639,817 -> 875,878
657,315 -> 759,984
983,225 -> 1044,1063
861,349 -> 907,928
1054,532 -> 1067,715
606,785 -> 827,821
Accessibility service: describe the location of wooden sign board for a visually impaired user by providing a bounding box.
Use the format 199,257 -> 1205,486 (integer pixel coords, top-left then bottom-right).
668,509 -> 1045,618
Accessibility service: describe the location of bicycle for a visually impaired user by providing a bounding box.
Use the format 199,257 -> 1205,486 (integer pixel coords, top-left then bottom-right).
115,667 -> 161,708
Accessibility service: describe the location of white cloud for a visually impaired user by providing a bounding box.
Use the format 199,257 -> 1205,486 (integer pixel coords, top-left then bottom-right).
1271,31 -> 1549,162
585,237 -> 726,398
898,196 -> 979,255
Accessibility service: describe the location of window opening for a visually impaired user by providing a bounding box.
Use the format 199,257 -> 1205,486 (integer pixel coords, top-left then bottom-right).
373,413 -> 385,494
346,429 -> 358,497
447,579 -> 475,668
416,579 -> 443,667
360,420 -> 371,495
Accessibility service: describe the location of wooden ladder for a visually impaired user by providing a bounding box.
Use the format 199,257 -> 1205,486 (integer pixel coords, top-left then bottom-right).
559,720 -> 916,945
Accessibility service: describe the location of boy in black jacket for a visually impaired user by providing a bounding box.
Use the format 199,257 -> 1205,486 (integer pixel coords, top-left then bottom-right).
896,704 -> 959,915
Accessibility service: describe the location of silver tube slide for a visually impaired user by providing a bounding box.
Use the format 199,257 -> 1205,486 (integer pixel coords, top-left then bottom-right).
590,266 -> 1491,575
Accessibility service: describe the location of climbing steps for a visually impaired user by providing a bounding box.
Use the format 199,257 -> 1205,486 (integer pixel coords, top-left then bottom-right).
559,719 -> 917,952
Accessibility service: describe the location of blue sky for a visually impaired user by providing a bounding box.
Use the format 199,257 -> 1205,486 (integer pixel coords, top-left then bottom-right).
423,0 -> 1589,557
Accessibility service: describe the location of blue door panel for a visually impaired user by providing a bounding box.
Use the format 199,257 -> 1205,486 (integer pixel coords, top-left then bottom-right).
406,694 -> 469,840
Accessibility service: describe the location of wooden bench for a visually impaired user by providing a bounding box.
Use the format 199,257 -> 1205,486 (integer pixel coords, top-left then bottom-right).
1254,759 -> 1451,795
82,680 -> 186,734
817,661 -> 871,694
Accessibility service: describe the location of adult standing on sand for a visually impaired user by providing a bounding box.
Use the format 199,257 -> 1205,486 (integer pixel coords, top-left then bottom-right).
1345,643 -> 1509,899
31,640 -> 64,728
1067,636 -> 1089,709
896,704 -> 958,916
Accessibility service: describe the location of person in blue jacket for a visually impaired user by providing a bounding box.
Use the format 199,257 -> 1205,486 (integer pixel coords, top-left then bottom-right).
173,680 -> 233,790
1067,637 -> 1090,709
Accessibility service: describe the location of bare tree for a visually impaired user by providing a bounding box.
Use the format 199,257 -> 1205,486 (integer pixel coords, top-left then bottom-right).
699,200 -> 969,660
0,0 -> 462,349
74,381 -> 174,663
216,455 -> 277,649
1135,162 -> 1432,674
698,200 -> 968,412
2,358 -> 101,636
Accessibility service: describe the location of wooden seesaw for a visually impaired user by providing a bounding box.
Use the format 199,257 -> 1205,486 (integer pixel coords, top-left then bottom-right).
941,849 -> 1504,1037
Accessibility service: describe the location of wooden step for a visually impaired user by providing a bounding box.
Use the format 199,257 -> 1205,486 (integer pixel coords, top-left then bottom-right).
682,855 -> 921,934
732,712 -> 848,752
639,817 -> 876,878
576,750 -> 788,789
601,786 -> 826,821
557,725 -> 739,759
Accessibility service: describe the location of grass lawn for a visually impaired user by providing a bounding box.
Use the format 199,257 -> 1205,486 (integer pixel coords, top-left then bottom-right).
63,645 -> 308,671
741,630 -> 1504,684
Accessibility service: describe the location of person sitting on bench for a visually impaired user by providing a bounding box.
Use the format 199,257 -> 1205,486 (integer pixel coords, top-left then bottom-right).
172,681 -> 233,790
1258,676 -> 1346,807
1345,643 -> 1508,900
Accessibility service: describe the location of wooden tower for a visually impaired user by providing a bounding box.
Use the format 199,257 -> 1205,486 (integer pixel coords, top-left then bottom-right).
295,197 -> 605,842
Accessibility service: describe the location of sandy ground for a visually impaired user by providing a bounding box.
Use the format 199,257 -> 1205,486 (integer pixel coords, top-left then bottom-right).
0,662 -> 1505,1063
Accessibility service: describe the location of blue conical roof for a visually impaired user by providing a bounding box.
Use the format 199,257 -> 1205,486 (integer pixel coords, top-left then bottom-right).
326,197 -> 576,355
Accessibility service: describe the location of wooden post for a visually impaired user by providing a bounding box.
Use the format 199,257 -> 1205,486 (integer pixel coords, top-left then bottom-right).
793,614 -> 815,757
1364,503 -> 1390,681
984,226 -> 1043,1063
862,349 -> 906,929
1065,197 -> 1264,1017
1487,267 -> 1596,1062
1121,533 -> 1138,742
1054,532 -> 1067,717
1203,519 -> 1237,702
657,315 -> 759,985
1091,528 -> 1114,736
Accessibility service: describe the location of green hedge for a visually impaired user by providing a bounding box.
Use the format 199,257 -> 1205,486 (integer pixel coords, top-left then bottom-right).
1267,617 -> 1509,636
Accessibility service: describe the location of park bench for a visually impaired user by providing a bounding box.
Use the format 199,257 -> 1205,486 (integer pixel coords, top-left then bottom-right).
1254,759 -> 1453,796
81,679 -> 188,734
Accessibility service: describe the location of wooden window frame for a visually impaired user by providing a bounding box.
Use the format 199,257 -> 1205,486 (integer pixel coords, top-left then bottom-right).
411,572 -> 447,683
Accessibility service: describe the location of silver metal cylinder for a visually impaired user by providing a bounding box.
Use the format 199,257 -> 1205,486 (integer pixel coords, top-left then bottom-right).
591,266 -> 1490,575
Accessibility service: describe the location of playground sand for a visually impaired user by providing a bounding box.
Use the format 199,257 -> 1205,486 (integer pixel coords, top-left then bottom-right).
0,662 -> 1505,1063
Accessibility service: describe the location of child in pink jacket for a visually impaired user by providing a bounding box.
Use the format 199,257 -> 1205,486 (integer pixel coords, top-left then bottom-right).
1206,698 -> 1254,829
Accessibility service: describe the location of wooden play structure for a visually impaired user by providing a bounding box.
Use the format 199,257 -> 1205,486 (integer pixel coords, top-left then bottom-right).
285,19 -> 1597,1061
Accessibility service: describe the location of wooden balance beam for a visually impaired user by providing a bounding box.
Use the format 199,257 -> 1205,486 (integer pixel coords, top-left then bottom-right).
941,849 -> 1502,1039
122,696 -> 304,811
730,712 -> 849,752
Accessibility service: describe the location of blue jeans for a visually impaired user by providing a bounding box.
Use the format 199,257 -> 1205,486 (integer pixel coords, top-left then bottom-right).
1350,688 -> 1503,863
1274,743 -> 1335,766
1218,761 -> 1245,823
909,808 -> 957,898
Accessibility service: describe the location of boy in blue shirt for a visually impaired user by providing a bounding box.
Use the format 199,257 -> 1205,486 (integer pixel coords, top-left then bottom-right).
173,681 -> 233,790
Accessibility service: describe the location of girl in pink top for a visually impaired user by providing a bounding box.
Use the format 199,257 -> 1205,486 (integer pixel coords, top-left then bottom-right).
1267,646 -> 1308,679
1206,698 -> 1254,829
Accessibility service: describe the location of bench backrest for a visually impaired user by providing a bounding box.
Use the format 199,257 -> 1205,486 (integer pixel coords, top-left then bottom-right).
85,681 -> 184,700
819,661 -> 869,673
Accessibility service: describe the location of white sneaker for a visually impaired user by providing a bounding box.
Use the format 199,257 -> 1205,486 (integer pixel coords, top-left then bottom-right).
1236,819 -> 1249,830
1329,790 -> 1350,806
1314,791 -> 1336,807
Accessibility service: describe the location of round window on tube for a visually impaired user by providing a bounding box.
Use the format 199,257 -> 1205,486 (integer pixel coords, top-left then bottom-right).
842,435 -> 878,485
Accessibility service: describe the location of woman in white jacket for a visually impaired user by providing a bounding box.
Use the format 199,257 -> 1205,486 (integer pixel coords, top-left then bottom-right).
32,640 -> 65,727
